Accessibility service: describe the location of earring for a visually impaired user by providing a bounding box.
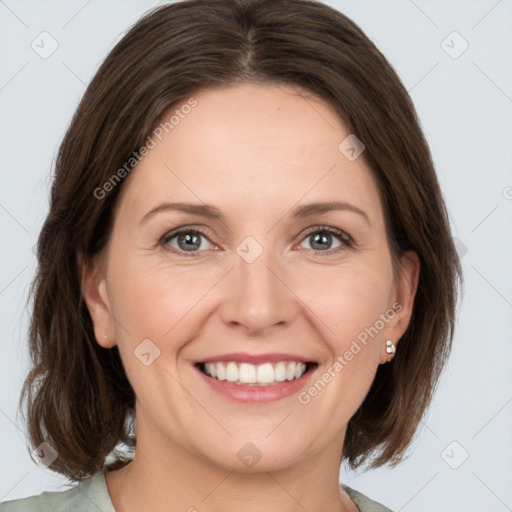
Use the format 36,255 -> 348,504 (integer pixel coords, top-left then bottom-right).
385,339 -> 396,362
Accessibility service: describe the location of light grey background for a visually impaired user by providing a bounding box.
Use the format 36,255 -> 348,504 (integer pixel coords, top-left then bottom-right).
1,1 -> 511,511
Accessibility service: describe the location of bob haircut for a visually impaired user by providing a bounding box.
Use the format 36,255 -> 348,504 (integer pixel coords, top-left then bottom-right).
21,0 -> 462,481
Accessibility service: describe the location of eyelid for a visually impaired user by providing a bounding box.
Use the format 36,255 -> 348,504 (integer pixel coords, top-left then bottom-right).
159,225 -> 217,254
295,225 -> 354,254
298,225 -> 353,245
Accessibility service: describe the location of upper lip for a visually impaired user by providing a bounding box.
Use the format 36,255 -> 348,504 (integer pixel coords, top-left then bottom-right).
195,352 -> 316,365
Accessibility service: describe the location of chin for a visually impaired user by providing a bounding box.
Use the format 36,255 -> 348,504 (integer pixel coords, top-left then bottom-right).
195,436 -> 310,474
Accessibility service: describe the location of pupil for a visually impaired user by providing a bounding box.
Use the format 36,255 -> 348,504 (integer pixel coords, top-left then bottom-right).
179,232 -> 200,251
311,232 -> 331,250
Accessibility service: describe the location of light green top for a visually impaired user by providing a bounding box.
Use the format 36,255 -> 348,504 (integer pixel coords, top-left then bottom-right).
0,470 -> 393,511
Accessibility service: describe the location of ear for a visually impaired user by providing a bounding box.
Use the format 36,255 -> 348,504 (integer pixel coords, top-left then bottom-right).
381,250 -> 420,362
78,251 -> 117,348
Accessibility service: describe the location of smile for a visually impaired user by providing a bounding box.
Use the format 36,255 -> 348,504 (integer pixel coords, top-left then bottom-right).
198,361 -> 316,386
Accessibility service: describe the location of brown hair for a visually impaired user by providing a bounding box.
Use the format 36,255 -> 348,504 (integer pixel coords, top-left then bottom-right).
20,0 -> 463,481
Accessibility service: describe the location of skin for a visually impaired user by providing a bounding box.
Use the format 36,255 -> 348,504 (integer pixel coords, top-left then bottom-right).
82,82 -> 420,512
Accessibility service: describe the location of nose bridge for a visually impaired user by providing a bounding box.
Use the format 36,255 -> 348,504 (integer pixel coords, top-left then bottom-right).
220,234 -> 296,332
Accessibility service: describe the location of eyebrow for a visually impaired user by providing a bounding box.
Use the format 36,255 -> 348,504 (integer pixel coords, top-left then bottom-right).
139,202 -> 227,225
290,201 -> 371,227
139,201 -> 371,227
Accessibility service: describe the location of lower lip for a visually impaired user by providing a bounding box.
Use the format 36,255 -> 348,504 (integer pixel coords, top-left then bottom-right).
195,365 -> 316,403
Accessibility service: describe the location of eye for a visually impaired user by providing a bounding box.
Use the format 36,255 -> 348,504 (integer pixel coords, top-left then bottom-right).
160,225 -> 353,257
161,227 -> 215,257
297,226 -> 352,254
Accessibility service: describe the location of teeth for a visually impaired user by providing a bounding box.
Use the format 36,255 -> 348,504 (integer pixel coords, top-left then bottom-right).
202,361 -> 308,385
257,363 -> 274,383
216,363 -> 226,381
286,363 -> 295,381
274,362 -> 286,382
226,362 -> 238,382
240,363 -> 256,383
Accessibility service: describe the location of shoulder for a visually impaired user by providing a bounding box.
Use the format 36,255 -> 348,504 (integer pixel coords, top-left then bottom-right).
341,483 -> 394,512
0,471 -> 115,512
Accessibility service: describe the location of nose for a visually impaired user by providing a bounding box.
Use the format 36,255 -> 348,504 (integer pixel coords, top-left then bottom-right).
218,242 -> 298,335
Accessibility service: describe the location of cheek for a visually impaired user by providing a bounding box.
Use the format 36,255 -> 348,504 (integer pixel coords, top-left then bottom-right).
295,266 -> 392,421
106,257 -> 217,351
297,260 -> 394,346
104,260 -> 206,402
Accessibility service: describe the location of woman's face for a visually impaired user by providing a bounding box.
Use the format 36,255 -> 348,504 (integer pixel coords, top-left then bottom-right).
83,82 -> 418,472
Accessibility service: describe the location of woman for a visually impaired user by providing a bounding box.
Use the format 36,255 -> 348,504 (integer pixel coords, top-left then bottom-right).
1,0 -> 462,510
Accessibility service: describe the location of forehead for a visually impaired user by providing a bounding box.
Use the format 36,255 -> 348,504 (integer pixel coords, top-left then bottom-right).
116,82 -> 384,228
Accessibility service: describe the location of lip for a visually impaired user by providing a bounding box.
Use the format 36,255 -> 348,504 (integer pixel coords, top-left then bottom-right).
194,361 -> 318,403
195,352 -> 315,365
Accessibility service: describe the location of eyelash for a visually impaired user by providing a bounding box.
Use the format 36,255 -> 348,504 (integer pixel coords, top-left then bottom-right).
159,225 -> 354,258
